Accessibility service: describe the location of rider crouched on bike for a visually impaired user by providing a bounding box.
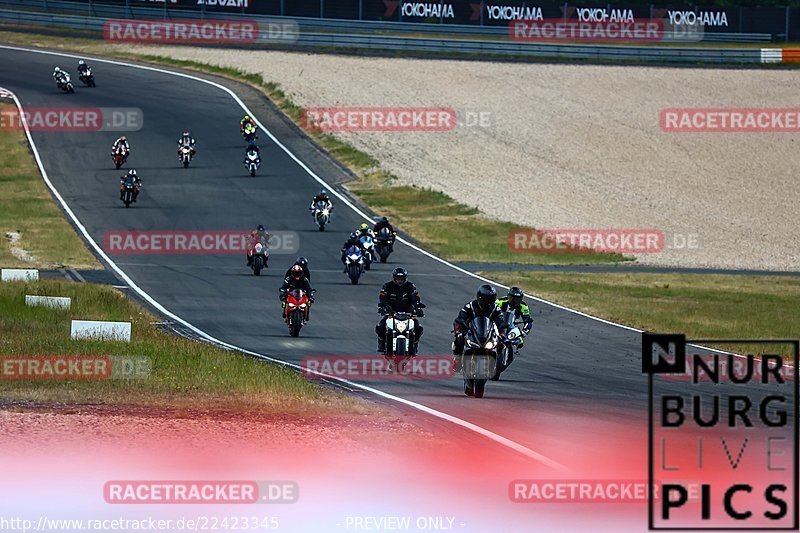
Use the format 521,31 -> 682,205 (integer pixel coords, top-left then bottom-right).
497,287 -> 533,348
279,265 -> 314,321
243,141 -> 260,163
177,131 -> 196,158
374,217 -> 396,240
376,267 -> 424,354
340,231 -> 363,270
452,284 -> 508,357
119,169 -> 142,202
284,256 -> 310,283
112,135 -> 130,158
246,225 -> 270,267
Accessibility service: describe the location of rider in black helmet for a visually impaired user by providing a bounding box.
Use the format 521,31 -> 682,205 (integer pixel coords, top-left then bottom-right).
452,284 -> 507,356
376,267 -> 425,354
284,256 -> 311,283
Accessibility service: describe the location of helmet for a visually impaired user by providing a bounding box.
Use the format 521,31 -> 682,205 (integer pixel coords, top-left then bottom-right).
476,284 -> 497,310
295,256 -> 308,268
319,190 -> 327,197
290,264 -> 304,280
54,66 -> 61,72
381,216 -> 388,222
243,115 -> 250,121
507,286 -> 524,307
257,225 -> 265,232
182,131 -> 190,137
78,59 -> 85,66
128,169 -> 137,176
120,135 -> 127,142
392,267 -> 408,286
358,223 -> 369,232
349,232 -> 358,240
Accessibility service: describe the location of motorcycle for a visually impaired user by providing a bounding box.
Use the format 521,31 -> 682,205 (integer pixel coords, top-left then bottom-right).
345,245 -> 364,285
456,317 -> 501,398
248,238 -> 269,276
375,227 -> 395,263
112,146 -> 128,170
312,200 -> 331,232
179,146 -> 194,168
380,303 -> 425,370
245,150 -> 260,177
493,324 -> 521,381
78,67 -> 96,87
284,288 -> 310,337
56,74 -> 75,94
358,235 -> 375,271
242,123 -> 257,143
120,180 -> 138,208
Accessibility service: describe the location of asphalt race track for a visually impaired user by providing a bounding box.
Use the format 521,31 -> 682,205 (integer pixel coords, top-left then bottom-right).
0,45 -> 710,474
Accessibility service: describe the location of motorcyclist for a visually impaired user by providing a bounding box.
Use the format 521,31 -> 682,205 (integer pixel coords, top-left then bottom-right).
279,264 -> 315,321
119,169 -> 142,202
112,136 -> 130,158
309,190 -> 333,216
240,115 -> 257,135
243,141 -> 260,164
452,284 -> 508,357
373,216 -> 397,251
356,222 -> 375,239
340,231 -> 363,270
53,66 -> 67,84
246,224 -> 271,267
376,267 -> 424,354
177,130 -> 196,158
283,256 -> 311,283
497,286 -> 533,349
77,59 -> 90,76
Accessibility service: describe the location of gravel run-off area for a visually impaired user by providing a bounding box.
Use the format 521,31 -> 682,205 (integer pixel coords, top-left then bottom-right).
121,45 -> 800,271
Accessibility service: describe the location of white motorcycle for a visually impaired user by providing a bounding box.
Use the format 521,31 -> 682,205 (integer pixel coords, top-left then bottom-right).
179,146 -> 193,168
358,235 -> 375,270
56,73 -> 74,94
245,150 -> 261,177
345,245 -> 364,285
312,200 -> 331,232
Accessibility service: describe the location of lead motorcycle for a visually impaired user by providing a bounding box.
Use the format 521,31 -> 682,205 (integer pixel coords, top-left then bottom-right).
112,145 -> 128,170
248,238 -> 269,276
284,289 -> 310,337
311,200 -> 331,231
379,303 -> 425,370
179,145 -> 193,168
375,227 -> 395,263
56,73 -> 75,94
455,316 -> 502,398
344,244 -> 364,285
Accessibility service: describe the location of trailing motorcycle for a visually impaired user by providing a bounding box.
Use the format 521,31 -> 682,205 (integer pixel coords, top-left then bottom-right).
245,149 -> 260,177
179,145 -> 193,168
456,317 -> 501,398
113,146 -> 128,170
248,238 -> 269,276
358,234 -> 375,270
284,289 -> 310,337
312,200 -> 331,231
78,67 -> 96,87
375,227 -> 395,263
344,244 -> 364,285
493,323 -> 521,381
56,73 -> 74,94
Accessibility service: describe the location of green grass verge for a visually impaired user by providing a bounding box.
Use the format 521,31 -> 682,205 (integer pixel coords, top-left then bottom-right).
486,271 -> 800,354
0,279 -> 370,414
0,29 -> 628,266
0,104 -> 100,269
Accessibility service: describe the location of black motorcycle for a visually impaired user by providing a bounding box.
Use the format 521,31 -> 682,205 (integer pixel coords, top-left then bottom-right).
78,67 -> 96,87
375,227 -> 395,263
456,317 -> 501,398
120,181 -> 137,208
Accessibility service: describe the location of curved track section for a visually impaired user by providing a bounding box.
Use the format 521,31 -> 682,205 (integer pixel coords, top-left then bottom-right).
0,45 -> 652,473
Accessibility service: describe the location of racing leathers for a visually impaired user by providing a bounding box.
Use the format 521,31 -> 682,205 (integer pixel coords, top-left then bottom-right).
376,281 -> 423,353
497,297 -> 533,348
119,174 -> 142,202
177,135 -> 196,158
112,137 -> 130,158
452,300 -> 508,356
340,234 -> 363,268
279,275 -> 314,319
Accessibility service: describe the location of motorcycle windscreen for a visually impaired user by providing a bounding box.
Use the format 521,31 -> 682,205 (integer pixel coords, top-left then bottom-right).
347,245 -> 361,256
468,316 -> 493,344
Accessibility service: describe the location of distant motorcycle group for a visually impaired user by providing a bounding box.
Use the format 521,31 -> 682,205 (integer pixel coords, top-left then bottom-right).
52,60 -> 95,94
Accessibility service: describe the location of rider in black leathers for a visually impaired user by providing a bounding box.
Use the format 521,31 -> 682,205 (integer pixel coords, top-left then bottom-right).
279,264 -> 315,320
283,256 -> 311,283
452,284 -> 508,356
376,267 -> 424,354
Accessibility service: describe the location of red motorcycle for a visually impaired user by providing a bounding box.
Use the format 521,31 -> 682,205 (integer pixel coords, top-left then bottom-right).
113,146 -> 128,170
284,289 -> 310,337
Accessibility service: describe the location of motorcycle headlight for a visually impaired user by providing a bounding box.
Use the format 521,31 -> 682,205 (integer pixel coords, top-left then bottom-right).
322,209 -> 329,215
396,321 -> 408,333
255,243 -> 263,253
287,303 -> 296,309
299,303 -> 307,309
484,340 -> 496,350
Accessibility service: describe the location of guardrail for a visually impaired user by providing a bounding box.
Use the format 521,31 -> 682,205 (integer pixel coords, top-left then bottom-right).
1,0 -> 773,43
0,7 -> 771,64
